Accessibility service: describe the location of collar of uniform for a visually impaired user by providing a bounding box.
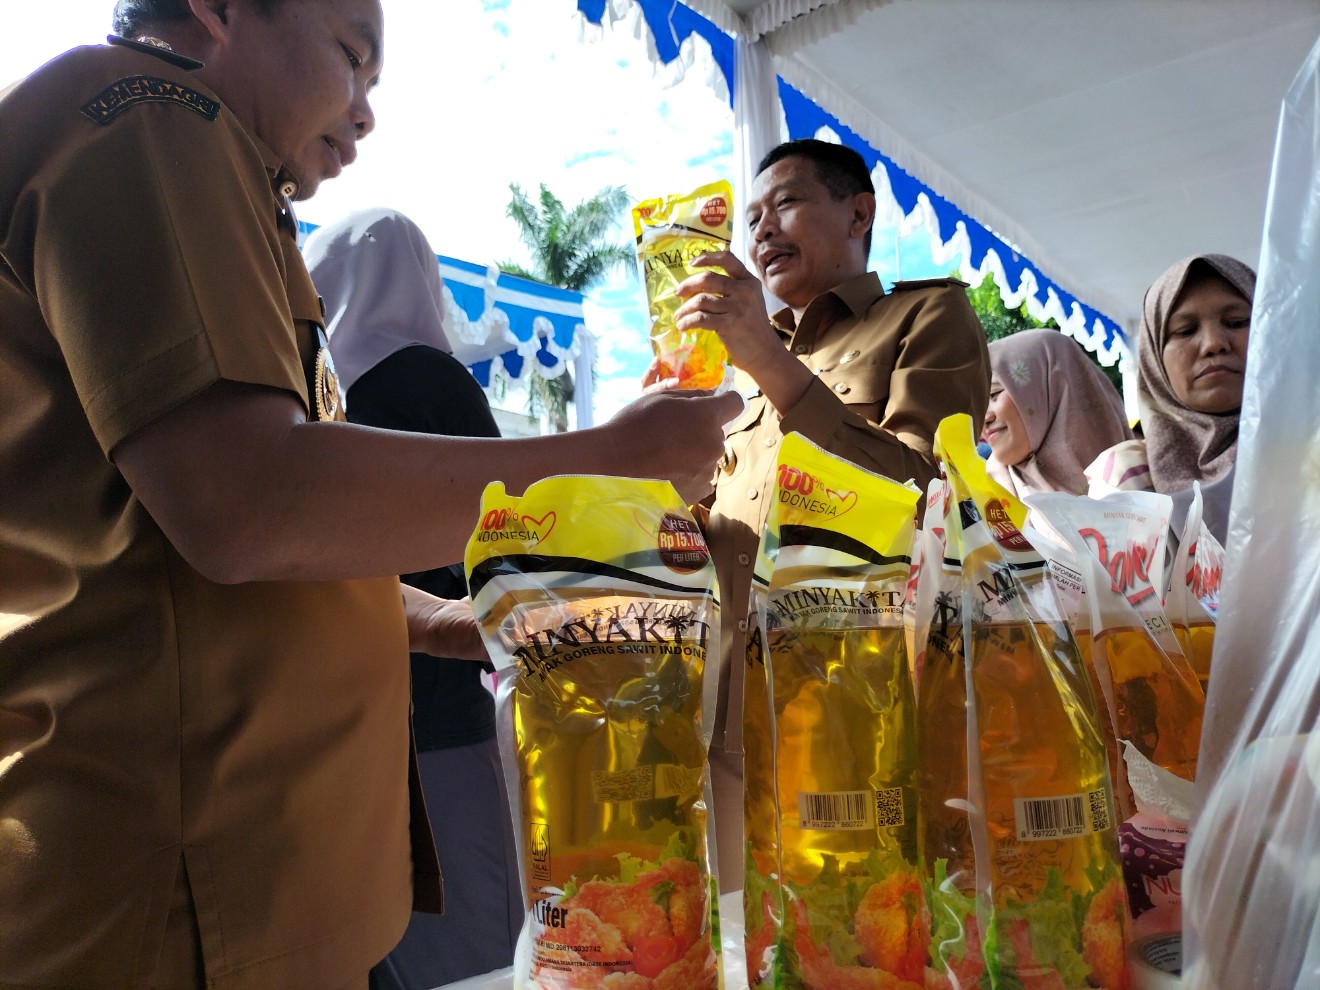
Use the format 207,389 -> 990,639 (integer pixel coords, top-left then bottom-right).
771,271 -> 884,348
240,130 -> 299,203
106,34 -> 205,71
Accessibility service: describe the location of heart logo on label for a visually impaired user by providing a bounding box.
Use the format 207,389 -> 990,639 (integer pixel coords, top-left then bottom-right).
521,511 -> 557,544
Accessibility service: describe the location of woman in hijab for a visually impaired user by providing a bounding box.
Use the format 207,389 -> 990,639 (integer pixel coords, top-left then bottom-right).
1088,254 -> 1255,542
982,327 -> 1132,498
303,209 -> 520,990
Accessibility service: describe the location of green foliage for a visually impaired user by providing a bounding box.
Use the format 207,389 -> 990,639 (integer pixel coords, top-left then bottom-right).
957,270 -> 1123,392
958,270 -> 1056,344
503,182 -> 634,293
498,182 -> 634,431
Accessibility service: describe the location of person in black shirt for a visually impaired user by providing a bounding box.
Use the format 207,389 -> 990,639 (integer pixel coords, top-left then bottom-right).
304,208 -> 519,987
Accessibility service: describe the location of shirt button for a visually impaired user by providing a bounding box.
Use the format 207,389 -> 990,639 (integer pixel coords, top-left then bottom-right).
840,349 -> 861,363
794,345 -> 809,355
279,180 -> 298,199
746,488 -> 759,500
763,437 -> 776,447
737,553 -> 751,566
737,619 -> 749,632
833,382 -> 851,395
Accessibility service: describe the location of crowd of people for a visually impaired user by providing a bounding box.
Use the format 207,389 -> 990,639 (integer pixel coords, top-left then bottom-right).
0,0 -> 1256,988
983,254 -> 1254,544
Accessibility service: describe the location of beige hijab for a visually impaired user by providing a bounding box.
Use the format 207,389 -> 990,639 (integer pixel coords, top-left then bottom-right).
1137,254 -> 1256,494
986,328 -> 1132,497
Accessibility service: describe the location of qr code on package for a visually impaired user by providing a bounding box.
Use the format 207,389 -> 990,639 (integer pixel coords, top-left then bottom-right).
1088,788 -> 1111,833
875,787 -> 905,828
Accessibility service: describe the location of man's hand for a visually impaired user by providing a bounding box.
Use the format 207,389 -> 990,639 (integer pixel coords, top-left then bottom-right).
605,388 -> 743,505
673,251 -> 814,415
402,586 -> 488,661
673,251 -> 784,374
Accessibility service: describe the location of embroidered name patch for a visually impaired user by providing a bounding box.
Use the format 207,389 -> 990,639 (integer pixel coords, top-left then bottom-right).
80,75 -> 220,125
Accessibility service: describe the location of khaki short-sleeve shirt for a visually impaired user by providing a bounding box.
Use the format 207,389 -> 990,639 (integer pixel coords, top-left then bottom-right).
707,272 -> 991,754
0,42 -> 436,990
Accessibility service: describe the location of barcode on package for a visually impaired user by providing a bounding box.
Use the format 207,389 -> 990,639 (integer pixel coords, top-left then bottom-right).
799,790 -> 873,830
1014,793 -> 1090,840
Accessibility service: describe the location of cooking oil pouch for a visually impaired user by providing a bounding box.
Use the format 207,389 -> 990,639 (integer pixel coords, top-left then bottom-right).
755,432 -> 927,990
1027,491 -> 1204,787
1165,482 -> 1223,696
633,180 -> 733,390
465,475 -> 722,990
1022,497 -> 1127,833
742,553 -> 783,986
921,414 -> 1130,990
1028,490 -> 1205,942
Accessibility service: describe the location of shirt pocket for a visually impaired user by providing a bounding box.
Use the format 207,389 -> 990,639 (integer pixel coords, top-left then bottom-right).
817,360 -> 891,423
719,397 -> 766,478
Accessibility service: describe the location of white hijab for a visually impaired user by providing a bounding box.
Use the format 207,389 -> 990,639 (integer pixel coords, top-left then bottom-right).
302,208 -> 453,392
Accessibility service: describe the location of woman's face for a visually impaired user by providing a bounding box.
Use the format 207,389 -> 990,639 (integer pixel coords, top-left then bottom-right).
1161,275 -> 1251,414
983,380 -> 1032,465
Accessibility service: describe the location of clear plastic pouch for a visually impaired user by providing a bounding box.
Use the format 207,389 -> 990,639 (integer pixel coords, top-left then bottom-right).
748,432 -> 925,989
465,476 -> 722,990
633,180 -> 734,390
917,415 -> 1131,990
1027,490 -> 1203,943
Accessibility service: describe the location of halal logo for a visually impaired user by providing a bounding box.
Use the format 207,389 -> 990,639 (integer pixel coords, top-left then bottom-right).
529,822 -> 551,881
700,196 -> 728,227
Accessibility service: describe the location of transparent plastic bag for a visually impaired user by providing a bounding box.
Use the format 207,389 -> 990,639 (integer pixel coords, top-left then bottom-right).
465,476 -> 722,990
918,416 -> 1130,990
1181,32 -> 1320,990
748,433 -> 925,990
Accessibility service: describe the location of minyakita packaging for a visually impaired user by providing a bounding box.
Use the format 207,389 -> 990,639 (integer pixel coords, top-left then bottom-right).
750,433 -> 927,990
465,476 -> 721,990
917,415 -> 1130,990
632,180 -> 733,390
740,573 -> 782,985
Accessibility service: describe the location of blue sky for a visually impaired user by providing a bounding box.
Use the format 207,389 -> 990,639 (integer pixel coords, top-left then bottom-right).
5,0 -> 952,422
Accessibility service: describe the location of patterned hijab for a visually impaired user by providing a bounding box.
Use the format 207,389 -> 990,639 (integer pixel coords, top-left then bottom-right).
303,208 -> 453,392
1137,254 -> 1256,493
986,328 -> 1132,497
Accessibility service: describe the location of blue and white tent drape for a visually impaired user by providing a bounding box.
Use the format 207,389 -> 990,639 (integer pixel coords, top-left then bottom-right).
298,220 -> 594,426
434,254 -> 588,389
575,0 -> 1129,368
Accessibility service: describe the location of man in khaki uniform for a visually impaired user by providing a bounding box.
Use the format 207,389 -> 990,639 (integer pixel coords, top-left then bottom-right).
653,138 -> 991,886
0,2 -> 739,988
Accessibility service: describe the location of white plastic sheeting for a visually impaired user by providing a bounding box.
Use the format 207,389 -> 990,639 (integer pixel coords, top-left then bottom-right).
1182,29 -> 1320,990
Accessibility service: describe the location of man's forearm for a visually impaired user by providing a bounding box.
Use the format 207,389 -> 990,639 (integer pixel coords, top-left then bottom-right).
113,380 -> 738,585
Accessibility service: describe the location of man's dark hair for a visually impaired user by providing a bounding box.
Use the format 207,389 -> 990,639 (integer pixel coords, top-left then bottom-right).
112,0 -> 280,38
756,138 -> 876,253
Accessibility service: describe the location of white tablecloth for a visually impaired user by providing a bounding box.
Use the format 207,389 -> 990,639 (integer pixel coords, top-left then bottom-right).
438,891 -> 749,990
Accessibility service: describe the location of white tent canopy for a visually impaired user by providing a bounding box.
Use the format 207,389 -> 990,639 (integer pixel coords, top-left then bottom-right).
578,0 -> 1320,371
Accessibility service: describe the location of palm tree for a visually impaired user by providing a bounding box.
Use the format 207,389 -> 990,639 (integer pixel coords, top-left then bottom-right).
500,182 -> 633,432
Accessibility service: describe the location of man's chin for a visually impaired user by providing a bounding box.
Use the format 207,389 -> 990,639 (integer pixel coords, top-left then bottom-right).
291,175 -> 321,201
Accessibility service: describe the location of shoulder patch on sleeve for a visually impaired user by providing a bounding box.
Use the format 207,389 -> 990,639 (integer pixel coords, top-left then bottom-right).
891,276 -> 969,291
80,75 -> 220,125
